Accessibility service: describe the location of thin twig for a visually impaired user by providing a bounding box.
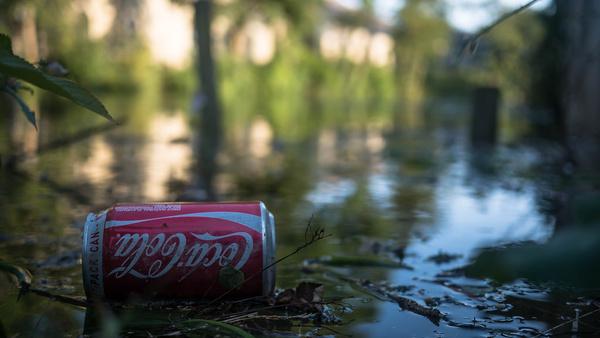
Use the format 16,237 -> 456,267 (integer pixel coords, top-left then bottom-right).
7,167 -> 92,205
10,118 -> 126,163
216,304 -> 292,321
201,216 -> 331,309
458,0 -> 543,59
216,297 -> 345,322
330,274 -> 443,325
221,295 -> 265,304
533,307 -> 600,337
224,313 -> 314,323
292,323 -> 351,338
220,312 -> 259,324
27,287 -> 89,308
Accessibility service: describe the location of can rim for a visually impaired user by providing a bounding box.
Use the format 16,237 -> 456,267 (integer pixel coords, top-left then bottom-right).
268,211 -> 276,290
260,202 -> 276,296
81,211 -> 107,300
82,213 -> 93,299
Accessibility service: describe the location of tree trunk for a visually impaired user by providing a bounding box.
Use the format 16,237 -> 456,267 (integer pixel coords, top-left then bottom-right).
557,0 -> 600,171
3,4 -> 39,160
109,0 -> 143,51
194,0 -> 222,200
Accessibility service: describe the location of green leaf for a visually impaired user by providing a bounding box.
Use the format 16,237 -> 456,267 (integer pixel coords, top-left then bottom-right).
177,319 -> 254,338
0,33 -> 11,53
0,34 -> 112,122
16,83 -> 34,95
1,86 -> 36,129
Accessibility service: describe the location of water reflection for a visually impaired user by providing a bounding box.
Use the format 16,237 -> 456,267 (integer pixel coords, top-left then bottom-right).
409,159 -> 553,266
1,94 -> 598,337
143,113 -> 191,200
350,151 -> 555,336
74,137 -> 114,187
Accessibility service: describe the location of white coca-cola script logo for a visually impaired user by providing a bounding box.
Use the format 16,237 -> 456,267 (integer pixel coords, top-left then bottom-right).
107,232 -> 253,281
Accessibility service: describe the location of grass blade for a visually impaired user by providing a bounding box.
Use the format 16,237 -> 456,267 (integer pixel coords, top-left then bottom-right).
177,319 -> 255,338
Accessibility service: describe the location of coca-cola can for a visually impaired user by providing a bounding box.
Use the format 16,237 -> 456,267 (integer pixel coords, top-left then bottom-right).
82,202 -> 276,300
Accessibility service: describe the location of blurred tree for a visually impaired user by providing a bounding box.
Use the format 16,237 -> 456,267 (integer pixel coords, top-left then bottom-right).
0,0 -> 157,91
217,0 -> 323,56
477,11 -> 544,100
109,0 -> 144,51
0,0 -> 41,156
527,5 -> 563,139
102,0 -> 155,91
193,0 -> 221,199
555,0 -> 600,171
0,0 -> 40,61
392,0 -> 450,104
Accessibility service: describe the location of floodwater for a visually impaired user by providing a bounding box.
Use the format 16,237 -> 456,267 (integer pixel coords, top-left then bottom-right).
1,94 -> 599,337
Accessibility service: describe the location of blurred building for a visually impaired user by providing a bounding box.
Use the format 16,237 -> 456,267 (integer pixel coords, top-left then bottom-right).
80,0 -> 394,68
320,0 -> 394,66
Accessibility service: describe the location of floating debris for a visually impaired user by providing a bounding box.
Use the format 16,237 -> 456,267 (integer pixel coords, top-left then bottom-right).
426,252 -> 463,265
306,255 -> 413,269
330,272 -> 444,325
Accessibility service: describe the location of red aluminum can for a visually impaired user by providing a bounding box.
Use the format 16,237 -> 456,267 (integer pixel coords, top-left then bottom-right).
82,202 -> 276,300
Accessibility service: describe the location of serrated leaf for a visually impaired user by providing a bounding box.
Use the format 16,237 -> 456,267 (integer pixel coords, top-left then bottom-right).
0,33 -> 11,53
0,38 -> 112,121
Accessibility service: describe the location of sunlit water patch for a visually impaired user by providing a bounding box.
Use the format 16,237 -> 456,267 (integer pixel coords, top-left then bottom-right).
407,159 -> 554,273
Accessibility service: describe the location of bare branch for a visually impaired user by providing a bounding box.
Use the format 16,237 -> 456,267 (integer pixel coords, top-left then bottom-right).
202,216 -> 331,309
458,0 -> 543,59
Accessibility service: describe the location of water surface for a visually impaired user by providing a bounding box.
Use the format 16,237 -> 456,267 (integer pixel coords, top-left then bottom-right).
1,94 -> 598,337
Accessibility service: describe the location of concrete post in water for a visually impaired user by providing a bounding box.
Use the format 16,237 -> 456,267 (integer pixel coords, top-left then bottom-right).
470,86 -> 500,146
